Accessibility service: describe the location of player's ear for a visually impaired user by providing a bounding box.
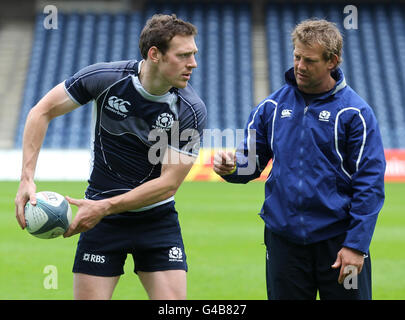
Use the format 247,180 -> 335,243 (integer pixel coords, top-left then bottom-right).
327,54 -> 338,71
148,46 -> 161,64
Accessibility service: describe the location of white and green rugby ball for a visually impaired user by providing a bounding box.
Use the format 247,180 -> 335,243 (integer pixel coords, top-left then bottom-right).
24,191 -> 72,239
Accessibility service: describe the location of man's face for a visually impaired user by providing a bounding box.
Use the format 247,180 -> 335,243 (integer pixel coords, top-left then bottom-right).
293,40 -> 336,94
158,35 -> 198,89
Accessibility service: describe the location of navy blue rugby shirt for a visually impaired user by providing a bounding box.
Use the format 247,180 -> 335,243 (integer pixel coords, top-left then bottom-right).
64,60 -> 207,209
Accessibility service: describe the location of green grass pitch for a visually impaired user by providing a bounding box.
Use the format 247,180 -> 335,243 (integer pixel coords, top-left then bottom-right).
0,181 -> 404,299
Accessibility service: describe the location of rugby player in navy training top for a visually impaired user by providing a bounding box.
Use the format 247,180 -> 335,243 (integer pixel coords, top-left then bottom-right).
15,14 -> 207,300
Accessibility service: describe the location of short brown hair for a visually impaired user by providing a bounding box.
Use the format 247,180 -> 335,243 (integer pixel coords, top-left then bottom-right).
139,14 -> 197,59
291,19 -> 343,68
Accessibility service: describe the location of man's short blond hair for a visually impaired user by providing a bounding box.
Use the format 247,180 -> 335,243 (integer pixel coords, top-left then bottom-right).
291,19 -> 343,69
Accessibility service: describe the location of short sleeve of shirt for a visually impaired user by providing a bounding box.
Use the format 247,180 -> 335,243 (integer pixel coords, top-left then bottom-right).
64,60 -> 137,105
171,87 -> 207,157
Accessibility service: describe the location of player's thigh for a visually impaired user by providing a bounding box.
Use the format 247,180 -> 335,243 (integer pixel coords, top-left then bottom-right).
138,270 -> 187,300
265,228 -> 317,300
73,273 -> 120,300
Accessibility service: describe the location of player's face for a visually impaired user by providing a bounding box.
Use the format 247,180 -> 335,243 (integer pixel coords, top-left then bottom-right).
158,35 -> 198,89
293,40 -> 336,94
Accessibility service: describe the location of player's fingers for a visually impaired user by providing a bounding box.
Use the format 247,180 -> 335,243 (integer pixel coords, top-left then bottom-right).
29,193 -> 37,206
213,151 -> 236,175
64,222 -> 88,238
338,264 -> 357,285
63,222 -> 77,238
230,152 -> 236,164
15,203 -> 25,229
213,153 -> 228,170
331,255 -> 341,269
358,263 -> 363,275
222,151 -> 235,166
213,166 -> 227,176
338,266 -> 346,284
225,151 -> 236,163
331,253 -> 343,283
15,196 -> 27,229
64,211 -> 92,237
214,151 -> 229,164
65,196 -> 81,207
218,152 -> 235,167
213,162 -> 233,175
64,211 -> 80,237
63,224 -> 72,237
213,151 -> 225,165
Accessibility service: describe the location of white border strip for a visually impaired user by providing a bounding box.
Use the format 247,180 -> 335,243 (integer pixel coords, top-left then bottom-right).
247,99 -> 277,152
334,107 -> 367,179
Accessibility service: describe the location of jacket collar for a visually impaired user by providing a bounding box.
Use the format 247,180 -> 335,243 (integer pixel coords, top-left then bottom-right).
285,67 -> 347,98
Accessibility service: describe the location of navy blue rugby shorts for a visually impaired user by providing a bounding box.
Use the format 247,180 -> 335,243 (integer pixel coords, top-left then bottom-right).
72,201 -> 187,277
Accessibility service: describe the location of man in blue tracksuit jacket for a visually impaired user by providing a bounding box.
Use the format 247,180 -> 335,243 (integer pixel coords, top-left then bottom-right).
214,19 -> 385,300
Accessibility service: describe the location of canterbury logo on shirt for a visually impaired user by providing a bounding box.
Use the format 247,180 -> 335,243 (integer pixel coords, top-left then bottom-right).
105,96 -> 131,117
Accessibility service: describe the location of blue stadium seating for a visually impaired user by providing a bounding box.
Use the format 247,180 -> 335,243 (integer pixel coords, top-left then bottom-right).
237,4 -> 254,127
205,4 -> 221,130
265,3 -> 405,149
15,2 -> 254,149
15,2 -> 405,149
359,6 -> 397,148
16,14 -> 47,147
266,4 -> 285,95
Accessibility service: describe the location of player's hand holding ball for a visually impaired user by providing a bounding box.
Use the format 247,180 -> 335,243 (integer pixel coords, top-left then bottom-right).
15,179 -> 37,230
24,191 -> 72,239
63,196 -> 109,238
17,183 -> 107,238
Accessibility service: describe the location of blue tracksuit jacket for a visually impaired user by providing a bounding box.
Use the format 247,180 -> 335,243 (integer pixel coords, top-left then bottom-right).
223,67 -> 386,254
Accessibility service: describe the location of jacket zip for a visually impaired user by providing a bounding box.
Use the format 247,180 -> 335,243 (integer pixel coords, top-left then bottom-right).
297,103 -> 309,243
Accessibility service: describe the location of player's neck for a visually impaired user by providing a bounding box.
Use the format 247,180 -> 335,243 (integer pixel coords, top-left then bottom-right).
298,74 -> 336,94
138,60 -> 172,96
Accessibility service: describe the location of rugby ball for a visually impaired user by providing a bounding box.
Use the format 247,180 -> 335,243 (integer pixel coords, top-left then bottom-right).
24,191 -> 72,239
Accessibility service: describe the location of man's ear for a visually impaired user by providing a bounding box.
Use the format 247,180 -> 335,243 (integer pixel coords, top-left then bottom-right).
148,46 -> 161,63
328,54 -> 339,70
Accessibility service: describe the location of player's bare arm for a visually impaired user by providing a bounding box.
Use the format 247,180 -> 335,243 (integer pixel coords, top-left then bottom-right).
64,147 -> 196,237
15,83 -> 80,229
